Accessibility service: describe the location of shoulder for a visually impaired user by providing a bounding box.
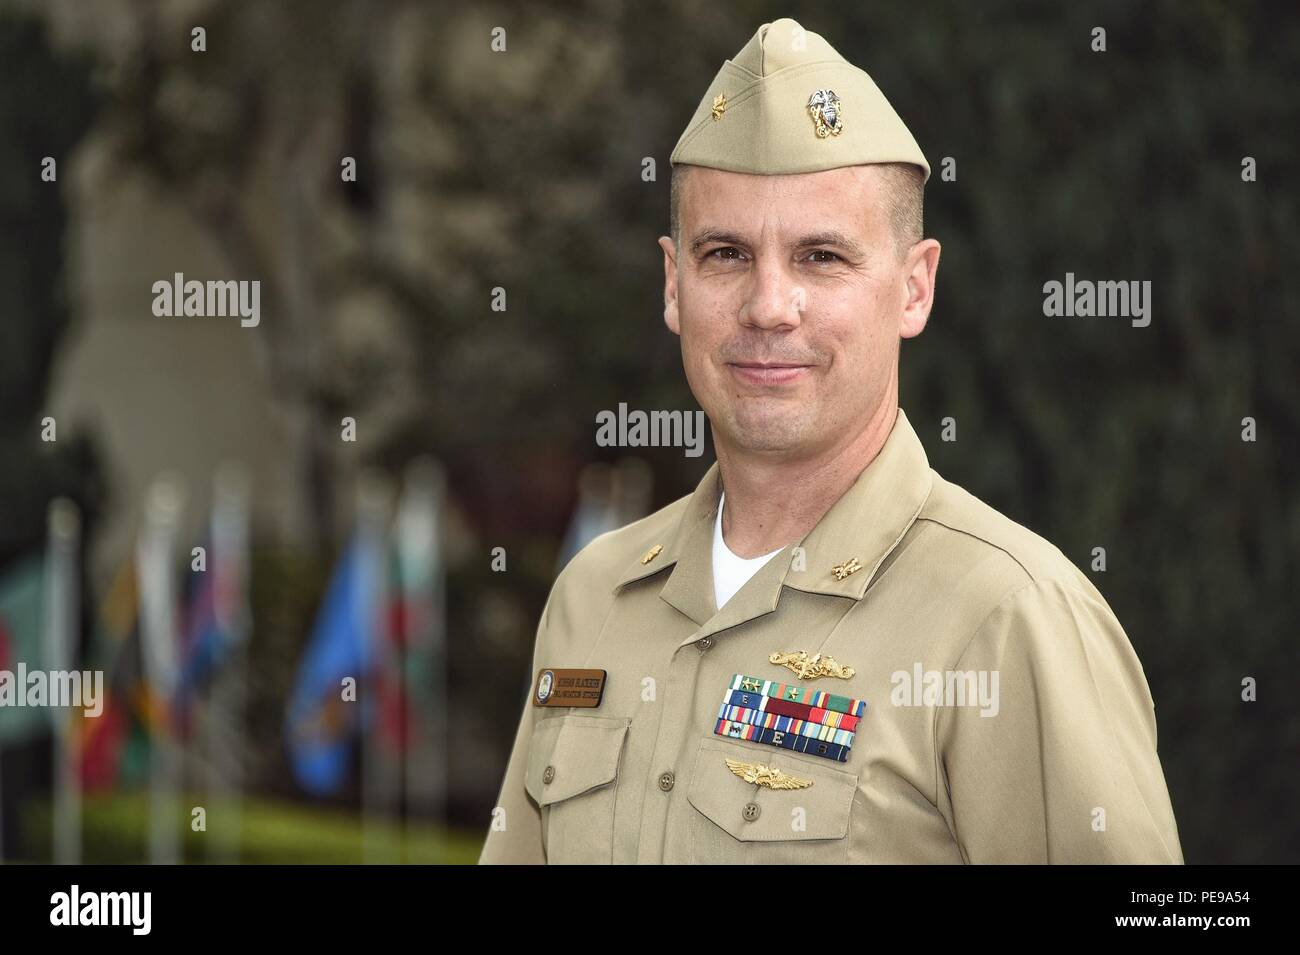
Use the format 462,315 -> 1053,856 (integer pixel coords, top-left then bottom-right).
902,469 -> 1111,626
559,491 -> 693,588
541,490 -> 694,636
916,472 -> 1084,583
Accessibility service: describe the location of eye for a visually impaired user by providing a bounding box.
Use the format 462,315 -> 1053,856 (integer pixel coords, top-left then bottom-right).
706,246 -> 745,262
806,250 -> 842,264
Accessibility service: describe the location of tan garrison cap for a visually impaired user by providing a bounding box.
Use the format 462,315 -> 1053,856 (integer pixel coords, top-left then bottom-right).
669,17 -> 930,182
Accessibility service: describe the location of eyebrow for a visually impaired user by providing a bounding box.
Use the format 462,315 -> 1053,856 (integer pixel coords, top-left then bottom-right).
688,228 -> 867,259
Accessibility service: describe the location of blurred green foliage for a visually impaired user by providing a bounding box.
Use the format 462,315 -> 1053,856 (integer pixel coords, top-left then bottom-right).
24,792 -> 481,864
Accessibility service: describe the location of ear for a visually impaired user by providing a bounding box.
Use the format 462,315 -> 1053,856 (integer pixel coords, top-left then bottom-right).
659,235 -> 681,336
900,238 -> 940,339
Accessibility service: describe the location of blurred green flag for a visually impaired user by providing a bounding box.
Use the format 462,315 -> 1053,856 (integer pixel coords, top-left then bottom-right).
0,556 -> 47,743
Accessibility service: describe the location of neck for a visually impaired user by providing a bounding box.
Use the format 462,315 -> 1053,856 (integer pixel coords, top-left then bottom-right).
715,399 -> 898,558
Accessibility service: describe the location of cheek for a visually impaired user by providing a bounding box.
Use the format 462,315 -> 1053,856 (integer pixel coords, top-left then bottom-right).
837,282 -> 893,343
676,317 -> 717,393
678,299 -> 728,364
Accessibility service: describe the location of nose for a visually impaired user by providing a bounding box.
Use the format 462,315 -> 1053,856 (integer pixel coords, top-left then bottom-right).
739,257 -> 804,331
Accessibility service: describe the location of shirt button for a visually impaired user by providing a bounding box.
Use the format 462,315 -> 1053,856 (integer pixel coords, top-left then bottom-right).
696,637 -> 714,651
542,765 -> 555,784
658,771 -> 675,792
742,802 -> 761,822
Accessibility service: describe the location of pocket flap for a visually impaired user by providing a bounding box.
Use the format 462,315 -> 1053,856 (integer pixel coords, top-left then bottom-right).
687,736 -> 857,841
525,714 -> 631,807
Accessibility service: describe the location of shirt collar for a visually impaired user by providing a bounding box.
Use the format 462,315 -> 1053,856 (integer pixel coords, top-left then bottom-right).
781,406 -> 933,600
614,407 -> 933,622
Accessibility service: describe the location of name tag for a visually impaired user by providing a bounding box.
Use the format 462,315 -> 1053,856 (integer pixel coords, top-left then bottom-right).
532,668 -> 607,708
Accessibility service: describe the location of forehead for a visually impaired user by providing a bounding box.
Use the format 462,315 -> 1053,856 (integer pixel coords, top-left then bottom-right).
679,165 -> 889,238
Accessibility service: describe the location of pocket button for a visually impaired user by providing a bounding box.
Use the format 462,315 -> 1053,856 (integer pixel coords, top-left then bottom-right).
524,715 -> 632,865
686,735 -> 857,864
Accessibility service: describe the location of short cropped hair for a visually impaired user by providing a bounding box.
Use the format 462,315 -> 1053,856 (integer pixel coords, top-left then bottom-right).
669,162 -> 924,259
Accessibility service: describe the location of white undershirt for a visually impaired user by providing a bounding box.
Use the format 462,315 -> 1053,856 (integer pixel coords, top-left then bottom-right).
712,492 -> 785,610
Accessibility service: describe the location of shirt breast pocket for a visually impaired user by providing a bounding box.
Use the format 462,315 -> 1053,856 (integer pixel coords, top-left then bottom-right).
686,735 -> 858,864
524,713 -> 630,864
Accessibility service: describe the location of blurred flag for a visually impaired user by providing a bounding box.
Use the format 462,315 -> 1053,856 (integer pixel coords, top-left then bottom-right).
202,464 -> 252,862
387,460 -> 447,822
555,464 -> 620,572
0,556 -> 47,744
136,475 -> 186,865
556,459 -> 653,572
612,458 -> 653,527
45,498 -> 82,865
176,488 -> 247,723
375,549 -> 412,757
77,555 -> 144,791
285,537 -> 381,796
174,540 -> 225,733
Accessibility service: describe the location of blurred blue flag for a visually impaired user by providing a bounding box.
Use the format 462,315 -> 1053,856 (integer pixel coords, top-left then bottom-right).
174,547 -> 224,723
284,538 -> 379,796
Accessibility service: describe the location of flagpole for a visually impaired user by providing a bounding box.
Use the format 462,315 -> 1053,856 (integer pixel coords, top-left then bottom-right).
46,498 -> 81,865
357,472 -> 397,864
137,475 -> 185,865
206,463 -> 250,863
397,458 -> 447,859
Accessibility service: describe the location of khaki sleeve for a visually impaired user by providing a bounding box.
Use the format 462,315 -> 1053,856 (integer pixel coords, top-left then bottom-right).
477,596 -> 552,865
935,578 -> 1184,864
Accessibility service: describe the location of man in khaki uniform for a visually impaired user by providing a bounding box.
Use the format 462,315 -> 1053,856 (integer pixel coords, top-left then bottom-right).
479,17 -> 1183,864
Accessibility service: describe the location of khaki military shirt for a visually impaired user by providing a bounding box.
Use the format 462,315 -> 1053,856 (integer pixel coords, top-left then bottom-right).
478,408 -> 1183,864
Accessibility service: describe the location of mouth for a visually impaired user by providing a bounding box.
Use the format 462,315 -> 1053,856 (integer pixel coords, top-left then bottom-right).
726,361 -> 813,386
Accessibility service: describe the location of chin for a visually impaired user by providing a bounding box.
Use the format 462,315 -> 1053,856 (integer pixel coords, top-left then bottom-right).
725,415 -> 814,454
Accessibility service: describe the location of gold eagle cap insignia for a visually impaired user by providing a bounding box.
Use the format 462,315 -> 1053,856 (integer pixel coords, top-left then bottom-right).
725,757 -> 813,790
769,650 -> 855,680
806,88 -> 844,138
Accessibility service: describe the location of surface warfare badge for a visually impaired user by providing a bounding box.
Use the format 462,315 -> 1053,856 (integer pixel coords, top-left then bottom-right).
714,673 -> 866,763
807,89 -> 843,138
532,668 -> 607,708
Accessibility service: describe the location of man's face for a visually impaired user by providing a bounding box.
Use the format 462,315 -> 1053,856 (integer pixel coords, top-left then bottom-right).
660,165 -> 938,461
